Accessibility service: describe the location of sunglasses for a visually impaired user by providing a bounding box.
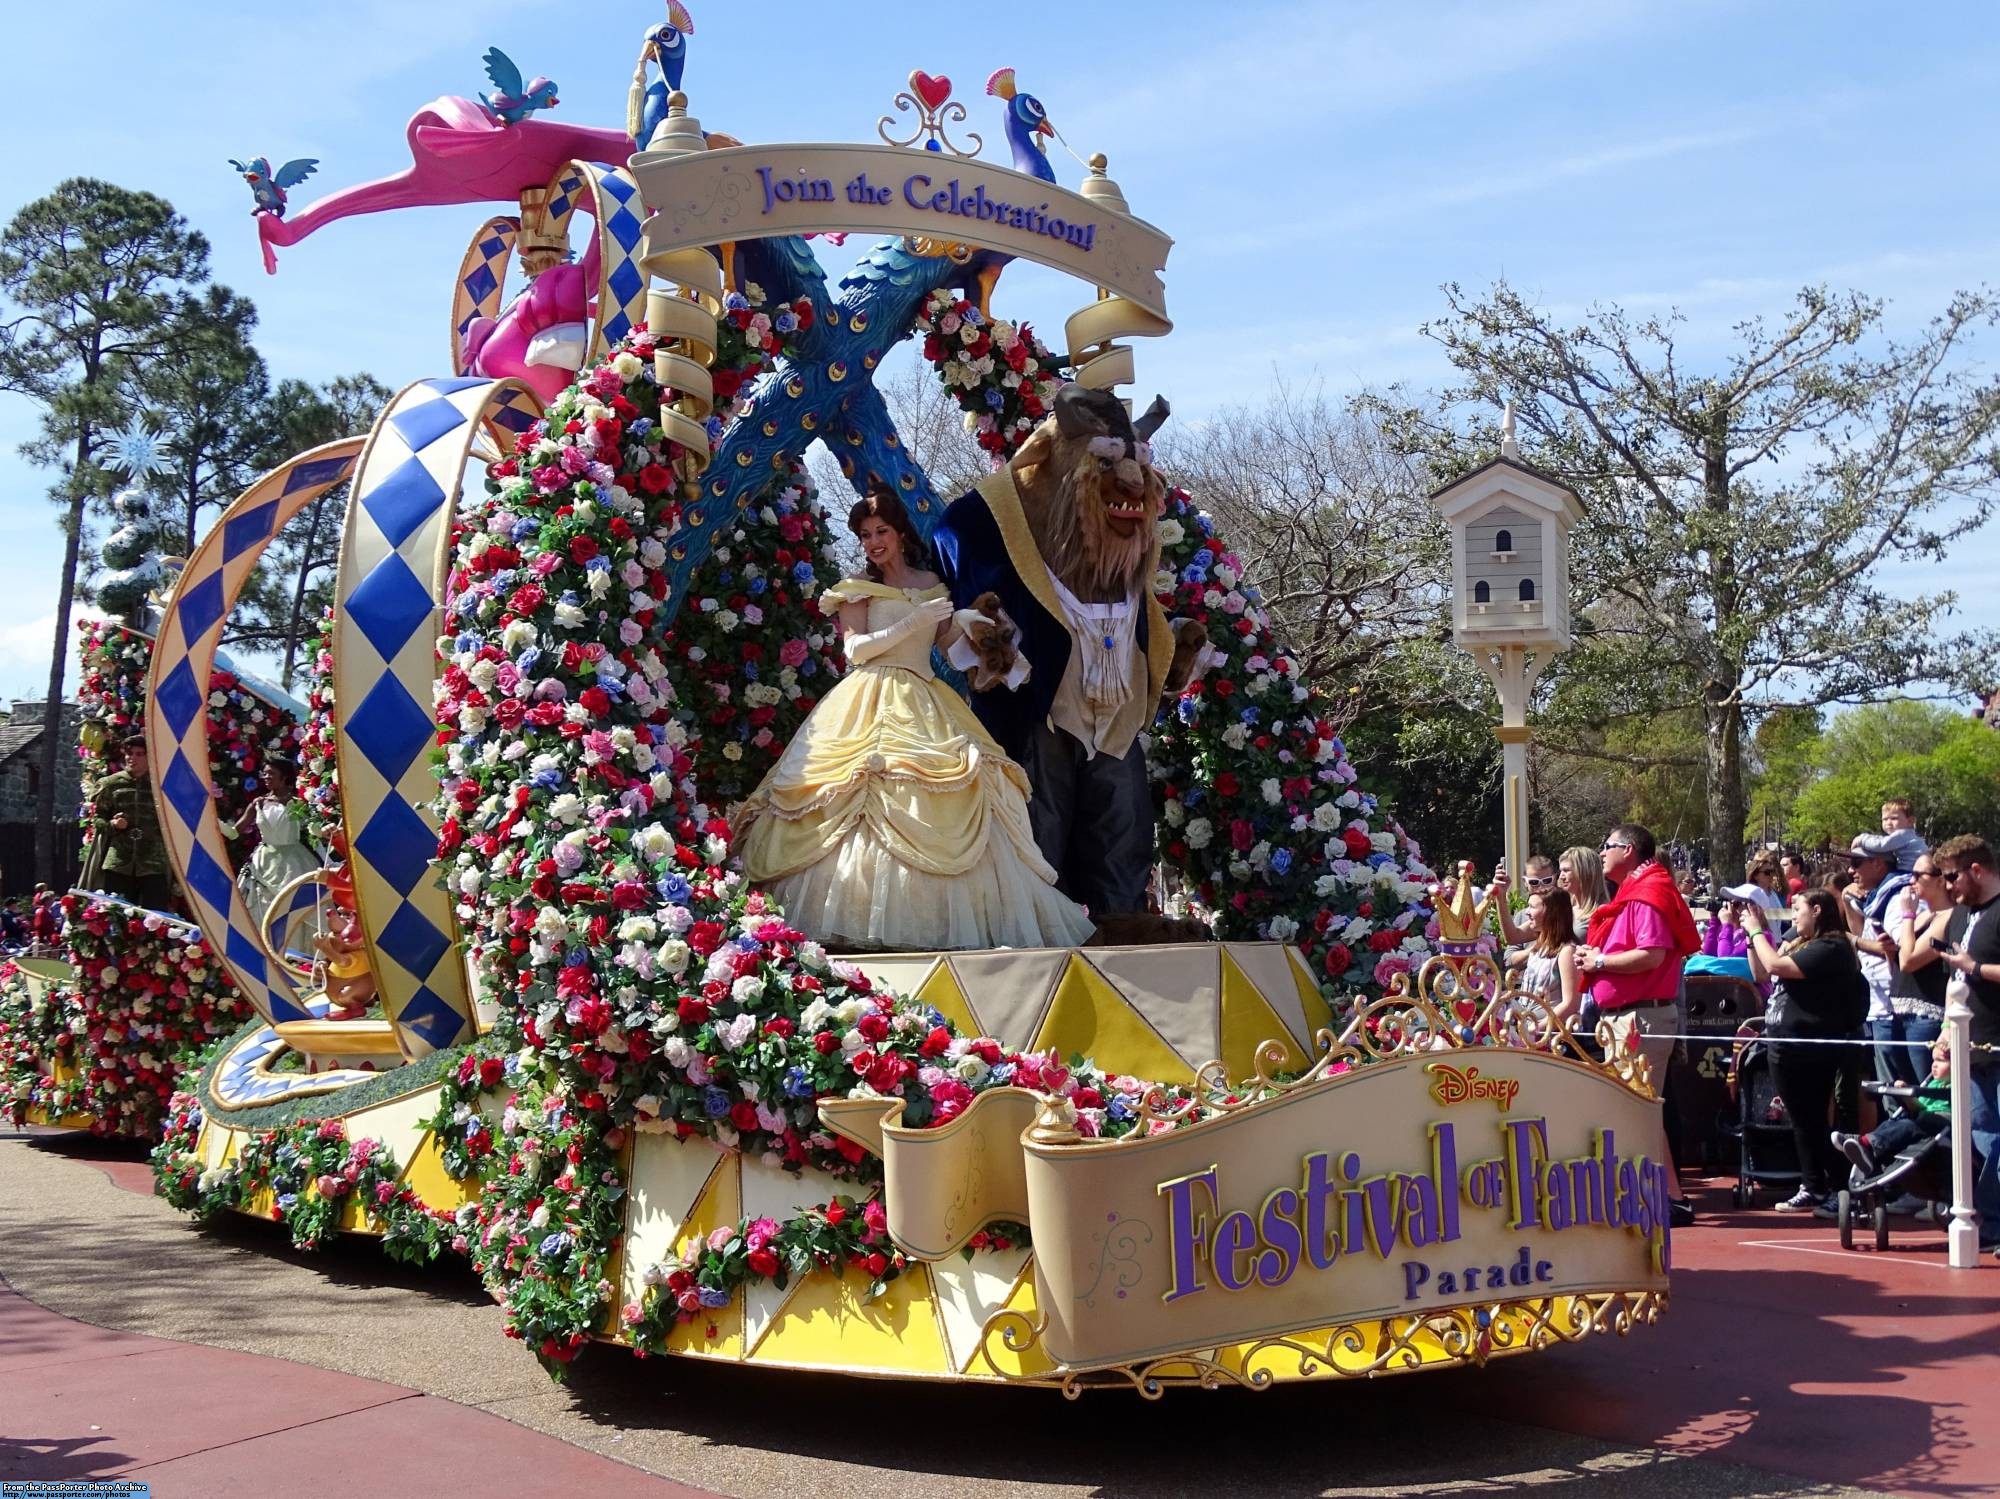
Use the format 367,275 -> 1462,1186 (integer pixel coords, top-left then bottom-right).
1525,876 -> 1555,889
1600,840 -> 1631,852
1940,868 -> 1965,885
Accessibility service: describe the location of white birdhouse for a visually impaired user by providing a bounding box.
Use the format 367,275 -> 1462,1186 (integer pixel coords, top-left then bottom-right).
1429,410 -> 1585,649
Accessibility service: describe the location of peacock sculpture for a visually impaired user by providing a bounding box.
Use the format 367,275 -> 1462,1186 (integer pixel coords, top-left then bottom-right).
984,66 -> 1057,181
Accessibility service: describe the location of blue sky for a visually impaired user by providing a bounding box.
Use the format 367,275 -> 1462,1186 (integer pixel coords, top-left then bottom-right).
2,0 -> 1997,704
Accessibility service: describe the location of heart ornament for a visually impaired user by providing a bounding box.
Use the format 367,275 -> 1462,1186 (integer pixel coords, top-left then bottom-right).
910,70 -> 953,113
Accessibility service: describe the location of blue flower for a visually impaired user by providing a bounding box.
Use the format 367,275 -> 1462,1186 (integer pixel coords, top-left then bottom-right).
962,306 -> 985,327
531,767 -> 562,790
585,555 -> 610,572
748,576 -> 767,595
559,589 -> 579,607
774,310 -> 799,333
517,646 -> 543,674
660,873 -> 692,903
698,1285 -> 731,1308
564,949 -> 590,967
743,662 -> 759,680
1240,707 -> 1260,725
1107,1096 -> 1133,1123
1368,852 -> 1393,869
1183,786 -> 1205,808
1176,697 -> 1199,725
799,659 -> 818,677
717,571 -> 735,587
733,934 -> 761,954
276,1192 -> 298,1211
784,1066 -> 814,1099
984,387 -> 1005,409
1271,848 -> 1294,875
629,417 -> 653,438
703,1086 -> 732,1117
539,1231 -> 571,1258
792,560 -> 817,583
511,518 -> 538,541
989,1062 -> 1017,1086
723,292 -> 750,312
455,631 -> 481,653
705,415 -> 724,442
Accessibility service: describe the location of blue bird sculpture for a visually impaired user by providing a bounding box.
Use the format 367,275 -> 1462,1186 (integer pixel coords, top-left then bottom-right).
228,156 -> 319,217
633,2 -> 696,148
984,67 -> 1056,182
479,46 -> 559,125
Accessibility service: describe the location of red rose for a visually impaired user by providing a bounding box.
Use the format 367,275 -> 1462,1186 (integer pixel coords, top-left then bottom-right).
677,995 -> 710,1025
1367,929 -> 1400,953
478,1057 -> 505,1087
1212,678 -> 1235,698
729,1100 -> 759,1132
579,686 -> 612,717
864,1251 -> 890,1278
824,1202 -> 847,1226
747,1246 -> 780,1278
1341,828 -> 1373,860
918,1025 -> 950,1058
812,1031 -> 840,1055
1324,943 -> 1353,977
637,463 -> 673,494
1213,771 -> 1240,798
569,535 -> 599,564
856,1012 -> 889,1043
687,920 -> 724,957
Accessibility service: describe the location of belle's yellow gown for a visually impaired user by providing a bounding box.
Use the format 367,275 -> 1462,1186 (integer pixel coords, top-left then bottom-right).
734,578 -> 1094,951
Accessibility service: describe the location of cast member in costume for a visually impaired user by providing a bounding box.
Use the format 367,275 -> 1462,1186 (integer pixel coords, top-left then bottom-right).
233,759 -> 321,934
734,485 -> 1094,951
79,735 -> 177,910
933,386 -> 1207,915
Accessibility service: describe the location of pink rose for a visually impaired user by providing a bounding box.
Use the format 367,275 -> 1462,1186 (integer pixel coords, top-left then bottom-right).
779,638 -> 809,668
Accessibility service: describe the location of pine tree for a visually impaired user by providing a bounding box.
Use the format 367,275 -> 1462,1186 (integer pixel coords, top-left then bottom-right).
0,179 -> 213,883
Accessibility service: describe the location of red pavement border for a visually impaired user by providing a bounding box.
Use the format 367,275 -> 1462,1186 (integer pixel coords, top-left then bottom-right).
0,1285 -> 716,1499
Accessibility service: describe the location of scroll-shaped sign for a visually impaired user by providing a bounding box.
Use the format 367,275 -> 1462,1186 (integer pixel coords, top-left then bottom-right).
629,142 -> 1173,327
828,1048 -> 1671,1370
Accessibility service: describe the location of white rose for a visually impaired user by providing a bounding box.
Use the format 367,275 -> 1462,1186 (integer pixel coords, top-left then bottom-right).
1185,818 -> 1213,849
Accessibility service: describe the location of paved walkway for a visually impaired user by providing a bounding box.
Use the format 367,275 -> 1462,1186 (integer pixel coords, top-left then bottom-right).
5,1126 -> 1996,1498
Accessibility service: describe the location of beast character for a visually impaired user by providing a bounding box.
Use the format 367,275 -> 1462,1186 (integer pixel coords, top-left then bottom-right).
934,385 -> 1206,914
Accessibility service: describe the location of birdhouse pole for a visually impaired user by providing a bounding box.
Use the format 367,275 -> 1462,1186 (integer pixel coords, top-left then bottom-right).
1428,404 -> 1585,883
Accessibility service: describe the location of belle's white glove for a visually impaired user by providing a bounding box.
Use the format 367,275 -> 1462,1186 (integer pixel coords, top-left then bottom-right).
845,596 -> 950,664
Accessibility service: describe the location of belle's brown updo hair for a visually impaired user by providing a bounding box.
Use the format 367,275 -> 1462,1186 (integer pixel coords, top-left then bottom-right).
847,481 -> 929,582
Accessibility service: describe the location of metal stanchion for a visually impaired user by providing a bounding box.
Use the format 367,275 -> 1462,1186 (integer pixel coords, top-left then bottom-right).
1946,987 -> 1980,1269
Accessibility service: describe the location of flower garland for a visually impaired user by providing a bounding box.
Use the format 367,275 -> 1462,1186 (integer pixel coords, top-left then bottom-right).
914,289 -> 1067,463
294,607 -> 343,853
152,1094 -> 459,1261
26,895 -> 256,1138
1147,492 -> 1437,997
0,958 -> 74,1124
905,311 -> 1438,1012
660,460 -> 845,805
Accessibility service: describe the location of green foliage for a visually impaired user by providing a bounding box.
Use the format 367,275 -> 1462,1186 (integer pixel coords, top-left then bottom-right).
1790,708 -> 2000,847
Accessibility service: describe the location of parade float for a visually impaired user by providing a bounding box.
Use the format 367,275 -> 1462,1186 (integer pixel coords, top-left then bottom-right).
122,14 -> 1667,1391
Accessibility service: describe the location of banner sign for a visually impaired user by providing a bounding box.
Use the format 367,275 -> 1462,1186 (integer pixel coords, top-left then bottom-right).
629,142 -> 1173,325
827,1048 -> 1671,1369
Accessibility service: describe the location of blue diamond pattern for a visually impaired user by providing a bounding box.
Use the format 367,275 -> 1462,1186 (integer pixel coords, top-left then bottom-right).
281,454 -> 354,495
184,843 -> 233,915
424,375 -> 488,397
160,749 -> 209,831
462,263 -> 498,303
344,552 -> 434,665
400,984 -> 466,1049
388,397 -> 467,455
225,924 -> 269,987
378,901 -> 451,978
177,569 -> 226,641
344,674 -> 434,786
606,255 -> 644,310
154,658 -> 204,739
479,234 -> 507,258
221,500 -> 279,561
604,205 -> 643,249
493,402 -> 537,433
360,454 -> 447,549
354,796 -> 438,897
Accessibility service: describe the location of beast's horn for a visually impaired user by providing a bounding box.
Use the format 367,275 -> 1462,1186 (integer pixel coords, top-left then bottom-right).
1133,395 -> 1170,441
1053,383 -> 1114,439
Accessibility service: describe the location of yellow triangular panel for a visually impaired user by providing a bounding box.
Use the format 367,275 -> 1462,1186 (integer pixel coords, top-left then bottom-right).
662,1157 -> 744,1356
1219,949 -> 1308,1083
1030,955 -> 1196,1084
914,961 -> 981,1037
1290,947 -> 1334,1037
749,1262 -> 953,1374
395,1129 -> 475,1214
973,1261 -> 1055,1378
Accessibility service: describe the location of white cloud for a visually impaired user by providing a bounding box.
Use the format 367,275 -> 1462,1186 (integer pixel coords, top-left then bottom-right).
0,604 -> 108,707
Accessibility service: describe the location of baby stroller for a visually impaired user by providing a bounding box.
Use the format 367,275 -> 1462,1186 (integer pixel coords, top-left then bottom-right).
1835,1081 -> 1953,1251
1723,1019 -> 1801,1207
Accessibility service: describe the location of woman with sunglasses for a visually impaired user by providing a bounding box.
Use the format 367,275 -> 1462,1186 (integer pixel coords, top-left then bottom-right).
1886,855 -> 1954,1089
1488,853 -> 1559,948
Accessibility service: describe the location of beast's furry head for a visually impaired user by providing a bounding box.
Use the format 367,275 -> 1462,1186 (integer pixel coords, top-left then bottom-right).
1011,387 -> 1170,603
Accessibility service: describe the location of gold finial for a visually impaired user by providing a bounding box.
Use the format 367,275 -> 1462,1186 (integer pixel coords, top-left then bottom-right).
1077,152 -> 1129,216
1088,151 -> 1108,172
639,90 -> 706,157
